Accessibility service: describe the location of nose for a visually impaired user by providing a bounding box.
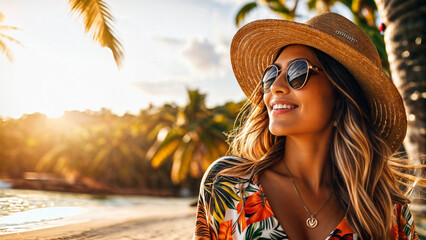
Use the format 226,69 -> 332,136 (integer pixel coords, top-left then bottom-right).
270,72 -> 290,95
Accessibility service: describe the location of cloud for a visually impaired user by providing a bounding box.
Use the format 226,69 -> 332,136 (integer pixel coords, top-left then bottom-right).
152,35 -> 185,47
181,38 -> 224,73
132,79 -> 187,96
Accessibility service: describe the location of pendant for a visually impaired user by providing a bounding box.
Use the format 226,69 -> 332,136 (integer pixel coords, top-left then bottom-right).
306,216 -> 318,228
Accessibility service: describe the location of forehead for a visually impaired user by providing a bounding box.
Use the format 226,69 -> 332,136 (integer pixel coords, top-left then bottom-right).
274,45 -> 319,67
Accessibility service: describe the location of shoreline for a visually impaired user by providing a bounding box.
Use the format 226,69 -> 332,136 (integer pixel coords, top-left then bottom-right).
0,178 -> 179,197
0,197 -> 197,240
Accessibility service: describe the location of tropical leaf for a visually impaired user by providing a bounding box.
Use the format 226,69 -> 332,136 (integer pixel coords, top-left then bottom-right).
171,140 -> 195,184
0,13 -> 23,62
146,89 -> 232,184
199,132 -> 218,163
352,0 -> 362,12
261,225 -> 289,239
211,176 -> 241,222
150,129 -> 184,168
355,17 -> 389,73
0,40 -> 13,61
53,155 -> 70,173
151,138 -> 180,168
92,146 -> 111,168
307,0 -> 317,9
266,0 -> 291,18
146,124 -> 167,141
68,0 -> 123,67
235,2 -> 258,27
245,223 -> 263,240
195,198 -> 211,238
36,144 -> 67,171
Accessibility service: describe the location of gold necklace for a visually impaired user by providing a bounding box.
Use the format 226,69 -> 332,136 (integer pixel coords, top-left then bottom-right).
283,162 -> 333,229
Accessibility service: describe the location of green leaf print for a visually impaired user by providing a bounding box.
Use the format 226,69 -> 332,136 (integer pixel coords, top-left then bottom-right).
246,223 -> 263,240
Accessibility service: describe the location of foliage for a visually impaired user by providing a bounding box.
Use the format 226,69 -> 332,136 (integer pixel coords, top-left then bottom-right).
67,0 -> 123,67
0,0 -> 123,67
0,90 -> 245,193
147,89 -> 245,184
235,0 -> 389,73
0,12 -> 23,62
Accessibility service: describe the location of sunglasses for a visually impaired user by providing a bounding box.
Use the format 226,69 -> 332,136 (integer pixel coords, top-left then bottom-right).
261,59 -> 323,93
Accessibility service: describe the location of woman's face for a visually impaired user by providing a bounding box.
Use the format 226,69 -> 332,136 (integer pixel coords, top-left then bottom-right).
263,45 -> 337,137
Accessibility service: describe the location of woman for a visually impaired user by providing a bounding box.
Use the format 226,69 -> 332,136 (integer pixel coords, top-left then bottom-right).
194,12 -> 422,239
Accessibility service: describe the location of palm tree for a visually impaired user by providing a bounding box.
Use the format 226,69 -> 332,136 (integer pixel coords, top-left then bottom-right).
67,0 -> 123,67
374,0 -> 425,164
0,12 -> 23,61
35,110 -> 149,187
147,89 -> 232,184
0,0 -> 123,67
235,0 -> 298,26
374,1 -> 425,237
235,0 -> 388,71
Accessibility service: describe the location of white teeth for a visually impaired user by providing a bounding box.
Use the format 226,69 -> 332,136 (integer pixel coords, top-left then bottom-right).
272,104 -> 298,110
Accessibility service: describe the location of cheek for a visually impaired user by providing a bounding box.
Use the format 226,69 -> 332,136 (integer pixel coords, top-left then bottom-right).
301,88 -> 336,126
263,93 -> 270,107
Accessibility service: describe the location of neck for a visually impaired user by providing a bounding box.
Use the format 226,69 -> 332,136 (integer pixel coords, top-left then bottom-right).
280,126 -> 334,192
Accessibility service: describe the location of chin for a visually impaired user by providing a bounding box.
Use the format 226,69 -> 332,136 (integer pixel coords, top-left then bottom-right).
268,124 -> 292,136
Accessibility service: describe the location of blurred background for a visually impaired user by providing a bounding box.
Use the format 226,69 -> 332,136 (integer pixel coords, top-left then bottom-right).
0,0 -> 424,238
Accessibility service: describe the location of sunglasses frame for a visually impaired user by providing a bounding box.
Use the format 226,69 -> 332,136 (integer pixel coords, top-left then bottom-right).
261,58 -> 323,93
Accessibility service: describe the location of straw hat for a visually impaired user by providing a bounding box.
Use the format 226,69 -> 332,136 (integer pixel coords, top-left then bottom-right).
230,12 -> 406,153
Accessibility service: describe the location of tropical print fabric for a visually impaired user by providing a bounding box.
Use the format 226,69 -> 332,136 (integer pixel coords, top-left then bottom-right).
194,156 -> 419,240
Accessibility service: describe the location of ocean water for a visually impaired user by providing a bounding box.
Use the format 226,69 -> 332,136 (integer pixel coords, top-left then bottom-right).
0,189 -> 193,235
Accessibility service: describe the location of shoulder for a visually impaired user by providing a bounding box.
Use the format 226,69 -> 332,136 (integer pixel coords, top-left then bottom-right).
200,156 -> 248,186
198,156 -> 250,201
206,156 -> 246,175
393,203 -> 415,224
391,203 -> 419,240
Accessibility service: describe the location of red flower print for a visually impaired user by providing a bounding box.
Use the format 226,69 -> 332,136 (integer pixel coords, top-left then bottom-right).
328,218 -> 355,240
237,200 -> 248,232
218,220 -> 233,240
244,190 -> 273,225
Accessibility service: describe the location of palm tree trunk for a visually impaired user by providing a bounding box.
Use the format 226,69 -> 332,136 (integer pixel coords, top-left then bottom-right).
375,0 -> 426,237
374,0 -> 426,162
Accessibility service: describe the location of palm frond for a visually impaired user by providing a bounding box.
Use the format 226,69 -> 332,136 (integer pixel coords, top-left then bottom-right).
0,26 -> 20,31
0,13 -> 23,62
0,32 -> 24,46
235,2 -> 258,27
68,0 -> 123,67
151,140 -> 180,168
171,141 -> 195,184
150,131 -> 182,168
307,0 -> 317,10
266,0 -> 291,19
0,39 -> 13,61
91,146 -> 111,168
36,144 -> 67,171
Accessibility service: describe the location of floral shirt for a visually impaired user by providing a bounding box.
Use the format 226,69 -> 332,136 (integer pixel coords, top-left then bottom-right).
194,156 -> 419,240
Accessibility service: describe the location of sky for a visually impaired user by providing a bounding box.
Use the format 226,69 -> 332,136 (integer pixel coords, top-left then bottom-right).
0,0 -> 351,119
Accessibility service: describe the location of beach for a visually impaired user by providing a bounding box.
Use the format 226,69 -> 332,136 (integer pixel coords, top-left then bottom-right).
0,190 -> 197,240
1,207 -> 196,240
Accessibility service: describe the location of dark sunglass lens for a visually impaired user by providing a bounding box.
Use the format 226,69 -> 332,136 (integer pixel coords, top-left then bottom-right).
262,66 -> 278,93
287,60 -> 308,89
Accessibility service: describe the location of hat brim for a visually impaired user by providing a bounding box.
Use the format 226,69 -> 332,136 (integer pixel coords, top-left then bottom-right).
230,19 -> 407,153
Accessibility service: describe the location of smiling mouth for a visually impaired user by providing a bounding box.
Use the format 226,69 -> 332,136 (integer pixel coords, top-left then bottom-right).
272,104 -> 298,110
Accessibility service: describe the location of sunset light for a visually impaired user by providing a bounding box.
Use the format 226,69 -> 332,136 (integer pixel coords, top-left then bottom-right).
2,0 -> 423,239
0,0 -> 257,119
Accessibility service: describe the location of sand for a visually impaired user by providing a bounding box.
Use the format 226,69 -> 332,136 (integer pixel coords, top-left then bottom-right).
0,198 -> 197,240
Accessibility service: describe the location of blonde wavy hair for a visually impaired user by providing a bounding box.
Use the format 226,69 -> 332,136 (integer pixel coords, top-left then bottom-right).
222,47 -> 424,239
